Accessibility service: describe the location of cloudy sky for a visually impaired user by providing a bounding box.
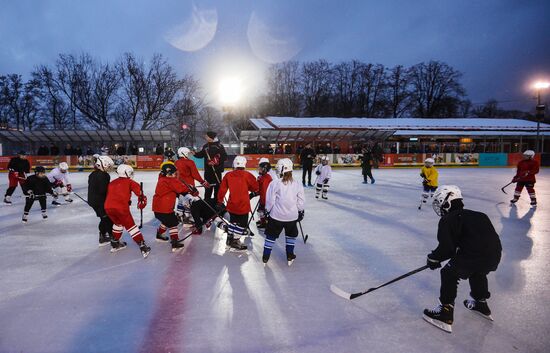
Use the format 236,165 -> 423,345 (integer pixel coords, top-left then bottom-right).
1,0 -> 549,111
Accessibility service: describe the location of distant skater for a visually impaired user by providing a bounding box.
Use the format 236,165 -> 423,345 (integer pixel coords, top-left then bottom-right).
510,150 -> 539,207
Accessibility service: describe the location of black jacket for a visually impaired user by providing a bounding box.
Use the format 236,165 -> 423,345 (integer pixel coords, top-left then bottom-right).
300,148 -> 316,165
8,157 -> 31,174
88,170 -> 111,207
431,208 -> 502,273
24,175 -> 54,196
194,141 -> 227,173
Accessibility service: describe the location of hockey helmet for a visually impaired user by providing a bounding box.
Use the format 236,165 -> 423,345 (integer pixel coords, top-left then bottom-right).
259,157 -> 270,165
95,156 -> 114,172
178,147 -> 191,158
424,158 -> 435,166
161,162 -> 177,176
117,164 -> 134,179
233,155 -> 247,169
432,185 -> 463,216
523,150 -> 535,158
259,161 -> 272,174
276,158 -> 293,177
34,166 -> 46,174
59,162 -> 69,172
321,156 -> 329,165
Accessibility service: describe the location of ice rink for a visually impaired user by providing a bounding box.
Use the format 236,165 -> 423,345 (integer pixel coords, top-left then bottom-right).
0,167 -> 548,353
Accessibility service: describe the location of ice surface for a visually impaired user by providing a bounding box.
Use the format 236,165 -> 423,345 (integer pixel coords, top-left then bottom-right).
0,168 -> 549,353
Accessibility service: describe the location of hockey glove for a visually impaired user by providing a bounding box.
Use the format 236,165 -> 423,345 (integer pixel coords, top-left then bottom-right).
207,154 -> 220,166
323,178 -> 329,184
215,202 -> 226,214
297,210 -> 305,222
189,186 -> 199,197
52,191 -> 58,197
66,184 -> 72,192
54,180 -> 64,188
249,191 -> 259,199
137,195 -> 147,209
26,190 -> 34,200
202,181 -> 211,188
426,254 -> 441,270
512,176 -> 519,183
315,170 -> 321,175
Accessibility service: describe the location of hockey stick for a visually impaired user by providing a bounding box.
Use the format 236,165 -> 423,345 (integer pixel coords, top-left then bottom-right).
298,221 -> 308,243
179,179 -> 231,228
139,182 -> 144,229
418,194 -> 424,210
245,200 -> 260,236
73,192 -> 89,205
500,181 -> 514,194
330,265 -> 429,300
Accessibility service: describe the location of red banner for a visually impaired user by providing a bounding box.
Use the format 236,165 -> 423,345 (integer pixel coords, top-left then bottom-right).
136,155 -> 165,169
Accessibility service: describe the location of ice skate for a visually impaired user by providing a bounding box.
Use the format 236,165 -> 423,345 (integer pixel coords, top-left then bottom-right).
3,196 -> 12,205
371,179 -> 375,184
322,195 -> 328,200
52,200 -> 62,206
98,232 -> 111,247
423,303 -> 453,333
41,212 -> 48,219
139,241 -> 151,258
110,240 -> 127,253
191,225 -> 203,235
262,254 -> 270,266
510,198 -> 519,204
171,239 -> 185,253
362,180 -> 368,184
463,299 -> 493,321
22,213 -> 28,223
155,231 -> 169,242
226,236 -> 247,251
287,253 -> 296,267
65,198 -> 73,203
530,200 -> 537,208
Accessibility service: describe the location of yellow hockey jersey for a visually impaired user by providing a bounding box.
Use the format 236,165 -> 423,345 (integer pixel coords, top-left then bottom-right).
420,166 -> 438,187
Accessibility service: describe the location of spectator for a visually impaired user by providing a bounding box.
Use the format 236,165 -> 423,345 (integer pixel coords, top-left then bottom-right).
130,144 -> 138,155
49,143 -> 59,156
296,145 -> 303,155
86,147 -> 94,155
101,145 -> 109,156
63,144 -> 73,155
75,146 -> 83,156
155,144 -> 163,155
116,145 -> 126,156
164,147 -> 175,161
37,145 -> 49,155
325,143 -> 333,154
284,144 -> 292,154
333,145 -> 341,154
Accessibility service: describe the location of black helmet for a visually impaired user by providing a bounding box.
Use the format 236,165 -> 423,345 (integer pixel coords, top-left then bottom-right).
160,162 -> 177,176
34,166 -> 46,174
259,162 -> 272,173
18,150 -> 27,156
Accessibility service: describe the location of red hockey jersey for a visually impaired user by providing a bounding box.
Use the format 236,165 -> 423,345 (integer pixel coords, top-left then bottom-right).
218,169 -> 259,215
152,175 -> 190,213
105,177 -> 141,211
515,159 -> 539,183
175,158 -> 204,187
257,173 -> 273,207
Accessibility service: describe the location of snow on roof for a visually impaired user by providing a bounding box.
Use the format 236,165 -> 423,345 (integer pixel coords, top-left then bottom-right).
394,130 -> 550,136
262,117 -> 550,131
249,118 -> 274,129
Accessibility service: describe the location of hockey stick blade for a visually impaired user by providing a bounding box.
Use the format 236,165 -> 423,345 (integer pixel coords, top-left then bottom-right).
330,284 -> 353,300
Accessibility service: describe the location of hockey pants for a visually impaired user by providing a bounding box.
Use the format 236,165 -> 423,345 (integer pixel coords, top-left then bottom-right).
24,196 -> 47,215
315,183 -> 329,198
5,172 -> 26,197
439,262 -> 490,305
513,182 -> 536,202
105,208 -> 144,244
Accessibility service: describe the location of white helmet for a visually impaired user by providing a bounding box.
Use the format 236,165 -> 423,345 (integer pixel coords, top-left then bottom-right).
425,158 -> 435,165
117,164 -> 134,179
258,157 -> 270,165
92,153 -> 100,160
523,150 -> 535,158
59,162 -> 69,171
95,156 -> 114,172
233,155 -> 247,168
432,185 -> 463,216
178,147 -> 191,158
321,156 -> 329,164
276,158 -> 293,177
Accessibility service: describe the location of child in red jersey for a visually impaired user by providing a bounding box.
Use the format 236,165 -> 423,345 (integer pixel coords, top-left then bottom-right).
175,147 -> 210,224
153,162 -> 193,252
511,150 -> 540,207
217,156 -> 259,251
105,164 -> 150,258
256,160 -> 273,229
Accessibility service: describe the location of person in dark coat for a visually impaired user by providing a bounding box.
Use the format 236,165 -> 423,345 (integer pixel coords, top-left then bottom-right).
359,148 -> 375,184
37,145 -> 49,155
50,144 -> 60,156
299,143 -> 315,187
87,156 -> 115,246
155,144 -> 163,155
192,131 -> 227,200
423,185 -> 502,333
116,145 -> 126,156
21,166 -> 57,222
4,151 -> 31,204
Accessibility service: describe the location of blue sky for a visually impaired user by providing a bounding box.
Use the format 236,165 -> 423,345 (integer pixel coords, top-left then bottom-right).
0,0 -> 549,111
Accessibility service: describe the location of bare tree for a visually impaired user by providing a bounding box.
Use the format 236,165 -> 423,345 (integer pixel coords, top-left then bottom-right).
473,99 -> 499,118
265,61 -> 301,116
356,63 -> 386,117
116,53 -> 145,129
332,60 -> 361,116
33,66 -> 72,129
387,65 -> 412,118
409,60 -> 465,117
301,59 -> 333,116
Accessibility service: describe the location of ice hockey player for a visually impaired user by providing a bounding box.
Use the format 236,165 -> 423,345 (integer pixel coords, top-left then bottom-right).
258,157 -> 278,180
88,156 -> 115,246
423,185 -> 502,333
47,162 -> 73,205
420,158 -> 438,204
22,166 -> 57,223
175,147 -> 210,222
192,131 -> 227,200
152,162 -> 193,252
510,150 -> 539,207
217,155 -> 259,251
262,158 -> 305,266
359,147 -> 375,184
4,151 -> 31,205
314,156 -> 332,200
180,193 -> 224,235
104,164 -> 151,258
256,159 -> 274,228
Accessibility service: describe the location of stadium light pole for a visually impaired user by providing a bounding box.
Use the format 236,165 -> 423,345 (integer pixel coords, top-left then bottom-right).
533,81 -> 549,153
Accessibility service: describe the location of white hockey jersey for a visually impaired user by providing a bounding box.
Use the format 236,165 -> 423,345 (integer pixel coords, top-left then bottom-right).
314,164 -> 332,185
47,167 -> 70,185
265,178 -> 305,222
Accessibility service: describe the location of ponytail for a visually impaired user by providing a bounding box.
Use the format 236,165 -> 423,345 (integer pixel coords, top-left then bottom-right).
282,171 -> 293,184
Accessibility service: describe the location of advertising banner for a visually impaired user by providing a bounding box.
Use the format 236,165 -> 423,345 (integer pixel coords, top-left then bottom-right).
479,153 -> 508,166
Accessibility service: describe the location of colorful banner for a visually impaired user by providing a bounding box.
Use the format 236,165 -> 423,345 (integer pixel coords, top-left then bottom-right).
479,153 -> 508,166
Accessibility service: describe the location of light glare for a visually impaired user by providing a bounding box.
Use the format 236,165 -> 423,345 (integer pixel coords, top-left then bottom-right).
219,78 -> 242,105
533,81 -> 550,90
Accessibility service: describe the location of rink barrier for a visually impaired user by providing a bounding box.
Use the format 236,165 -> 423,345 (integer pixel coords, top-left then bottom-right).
0,153 -> 547,171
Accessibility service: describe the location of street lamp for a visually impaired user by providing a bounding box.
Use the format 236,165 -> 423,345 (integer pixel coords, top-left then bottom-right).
219,77 -> 243,153
533,81 -> 549,153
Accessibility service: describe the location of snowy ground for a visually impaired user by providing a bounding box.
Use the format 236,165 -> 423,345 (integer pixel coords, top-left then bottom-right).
0,167 -> 549,353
